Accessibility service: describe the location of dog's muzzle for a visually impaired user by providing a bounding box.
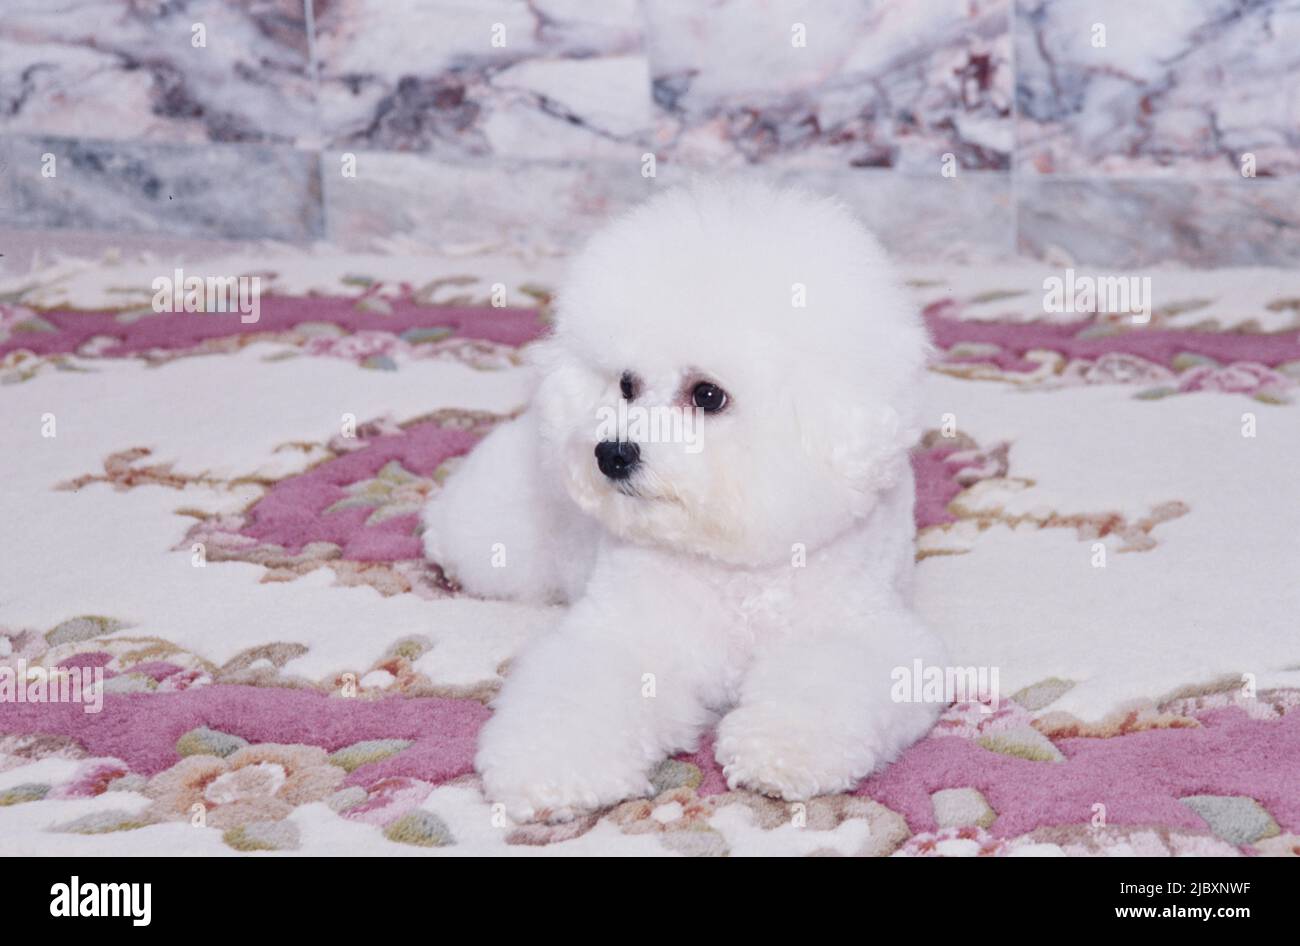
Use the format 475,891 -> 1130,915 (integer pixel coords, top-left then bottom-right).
595,440 -> 640,480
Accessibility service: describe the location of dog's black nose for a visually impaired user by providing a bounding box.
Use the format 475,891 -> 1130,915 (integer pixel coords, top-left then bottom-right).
595,440 -> 640,480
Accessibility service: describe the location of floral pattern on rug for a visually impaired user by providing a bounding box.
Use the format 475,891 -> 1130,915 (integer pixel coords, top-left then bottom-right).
0,617 -> 488,703
1,677 -> 1296,856
173,410 -> 507,599
51,418 -> 1181,600
8,287 -> 1300,399
924,299 -> 1300,402
3,275 -> 1299,856
0,289 -> 546,383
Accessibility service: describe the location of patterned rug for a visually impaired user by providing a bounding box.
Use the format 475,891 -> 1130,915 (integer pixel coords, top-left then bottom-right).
2,254 -> 1299,856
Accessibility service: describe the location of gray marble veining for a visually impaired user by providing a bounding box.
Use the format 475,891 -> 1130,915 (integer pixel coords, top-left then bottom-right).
0,0 -> 318,146
1016,0 -> 1300,177
1018,175 -> 1300,267
0,1 -> 1296,265
644,0 -> 1012,172
4,136 -> 324,242
312,0 -> 653,158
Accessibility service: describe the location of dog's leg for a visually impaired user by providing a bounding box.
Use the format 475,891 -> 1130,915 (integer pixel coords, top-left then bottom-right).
716,609 -> 946,800
421,408 -> 597,604
476,546 -> 726,822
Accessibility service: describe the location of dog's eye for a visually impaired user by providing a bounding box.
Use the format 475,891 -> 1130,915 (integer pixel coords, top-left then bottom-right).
619,372 -> 636,400
691,381 -> 728,413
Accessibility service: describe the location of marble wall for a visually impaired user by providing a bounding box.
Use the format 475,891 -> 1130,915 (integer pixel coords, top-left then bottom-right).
1015,0 -> 1300,266
1,0 -> 1297,266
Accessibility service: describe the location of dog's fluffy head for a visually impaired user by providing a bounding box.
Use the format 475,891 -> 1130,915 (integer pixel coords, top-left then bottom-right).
535,180 -> 929,567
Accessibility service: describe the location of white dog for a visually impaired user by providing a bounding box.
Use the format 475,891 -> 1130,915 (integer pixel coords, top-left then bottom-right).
423,180 -> 947,821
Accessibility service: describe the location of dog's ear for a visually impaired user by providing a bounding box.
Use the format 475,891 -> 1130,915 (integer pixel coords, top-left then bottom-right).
529,338 -> 584,443
831,402 -> 916,505
795,387 -> 917,516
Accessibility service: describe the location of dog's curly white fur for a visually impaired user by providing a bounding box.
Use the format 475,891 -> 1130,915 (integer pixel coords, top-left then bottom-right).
423,181 -> 947,821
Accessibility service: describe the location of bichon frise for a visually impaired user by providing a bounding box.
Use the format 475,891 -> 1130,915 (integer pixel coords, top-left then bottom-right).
423,180 -> 947,821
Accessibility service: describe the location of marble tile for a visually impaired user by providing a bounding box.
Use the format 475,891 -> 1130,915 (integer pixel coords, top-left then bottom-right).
0,139 -> 16,228
319,146 -> 1012,263
313,0 -> 653,158
2,136 -> 324,242
643,0 -> 1012,172
0,0 -> 318,147
322,150 -> 670,255
1016,0 -> 1300,176
1017,176 -> 1300,267
1,1 -> 1293,270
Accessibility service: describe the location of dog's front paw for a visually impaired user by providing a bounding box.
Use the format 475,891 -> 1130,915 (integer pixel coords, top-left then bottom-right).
478,756 -> 654,824
476,712 -> 654,823
714,705 -> 870,801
